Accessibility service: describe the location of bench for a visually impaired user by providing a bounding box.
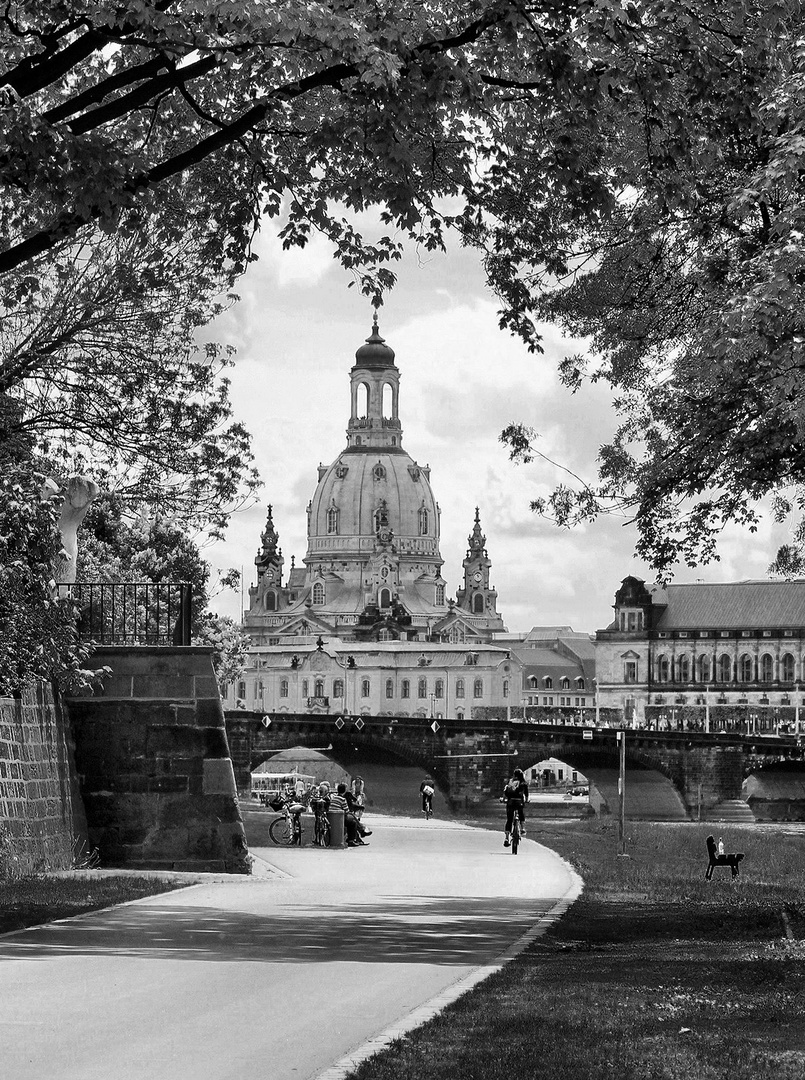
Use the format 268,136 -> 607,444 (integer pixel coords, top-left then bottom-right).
705,835 -> 745,880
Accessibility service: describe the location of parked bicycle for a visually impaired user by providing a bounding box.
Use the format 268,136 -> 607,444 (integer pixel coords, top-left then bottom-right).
268,794 -> 304,846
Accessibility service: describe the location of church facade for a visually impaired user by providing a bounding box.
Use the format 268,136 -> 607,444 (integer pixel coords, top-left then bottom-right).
226,319 -> 516,717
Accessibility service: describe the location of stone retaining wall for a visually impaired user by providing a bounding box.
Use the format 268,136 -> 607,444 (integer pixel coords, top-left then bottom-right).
65,647 -> 249,874
0,683 -> 87,873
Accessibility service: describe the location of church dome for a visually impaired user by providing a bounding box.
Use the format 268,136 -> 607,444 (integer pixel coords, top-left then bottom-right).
354,316 -> 396,369
308,449 -> 439,562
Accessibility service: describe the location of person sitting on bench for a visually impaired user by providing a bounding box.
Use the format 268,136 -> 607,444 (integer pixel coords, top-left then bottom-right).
705,834 -> 745,880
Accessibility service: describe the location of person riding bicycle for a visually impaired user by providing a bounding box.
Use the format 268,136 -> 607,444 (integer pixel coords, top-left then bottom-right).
420,778 -> 435,816
503,768 -> 529,848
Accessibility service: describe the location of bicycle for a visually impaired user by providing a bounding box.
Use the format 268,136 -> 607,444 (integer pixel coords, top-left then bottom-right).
510,813 -> 521,855
311,799 -> 331,848
268,797 -> 303,846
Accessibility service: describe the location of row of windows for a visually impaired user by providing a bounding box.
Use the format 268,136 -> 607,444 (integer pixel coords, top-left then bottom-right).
655,652 -> 800,683
275,677 -> 495,699
527,675 -> 585,690
525,696 -> 589,707
324,505 -> 430,536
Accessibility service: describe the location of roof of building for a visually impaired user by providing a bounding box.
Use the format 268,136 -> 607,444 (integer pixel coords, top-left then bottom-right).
652,581 -> 805,629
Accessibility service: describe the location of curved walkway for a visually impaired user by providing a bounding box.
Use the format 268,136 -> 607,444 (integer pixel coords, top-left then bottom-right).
0,816 -> 580,1080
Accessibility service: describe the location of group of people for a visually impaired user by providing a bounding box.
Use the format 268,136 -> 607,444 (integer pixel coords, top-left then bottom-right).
310,777 -> 372,847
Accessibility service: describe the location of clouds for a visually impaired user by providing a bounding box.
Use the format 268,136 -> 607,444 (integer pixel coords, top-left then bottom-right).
202,225 -> 779,634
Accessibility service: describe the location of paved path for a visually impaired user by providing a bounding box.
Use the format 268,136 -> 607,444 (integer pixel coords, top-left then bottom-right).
0,816 -> 578,1080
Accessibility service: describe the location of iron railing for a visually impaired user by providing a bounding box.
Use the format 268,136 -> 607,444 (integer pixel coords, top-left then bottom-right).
57,582 -> 192,646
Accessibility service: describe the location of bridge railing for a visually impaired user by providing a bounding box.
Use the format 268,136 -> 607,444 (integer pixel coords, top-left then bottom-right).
57,582 -> 192,646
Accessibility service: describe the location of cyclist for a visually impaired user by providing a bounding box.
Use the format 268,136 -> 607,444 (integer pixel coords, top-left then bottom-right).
503,768 -> 529,847
420,777 -> 435,817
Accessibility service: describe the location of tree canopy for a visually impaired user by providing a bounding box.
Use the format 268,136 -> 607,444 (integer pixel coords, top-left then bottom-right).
3,0 -> 805,574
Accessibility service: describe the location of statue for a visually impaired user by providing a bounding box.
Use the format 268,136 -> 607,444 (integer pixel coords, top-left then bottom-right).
41,475 -> 99,583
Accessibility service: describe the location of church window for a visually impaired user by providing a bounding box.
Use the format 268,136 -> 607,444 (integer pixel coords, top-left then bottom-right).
455,678 -> 465,698
379,587 -> 391,608
419,506 -> 429,535
418,677 -> 427,698
264,591 -> 276,611
677,654 -> 690,682
327,506 -> 339,534
333,679 -> 344,698
401,679 -> 410,699
385,678 -> 394,699
382,382 -> 393,417
355,435 -> 362,445
302,679 -> 309,697
280,679 -> 289,698
314,678 -> 324,697
503,680 -> 509,698
624,660 -> 638,684
739,654 -> 753,682
435,678 -> 444,699
312,582 -> 325,604
473,593 -> 484,614
544,677 -> 553,689
760,653 -> 774,682
361,679 -> 371,698
391,436 -> 397,445
357,382 -> 369,416
697,654 -> 710,683
436,584 -> 445,605
379,628 -> 392,641
373,463 -> 386,481
473,678 -> 483,699
718,654 -> 732,683
782,653 -> 795,682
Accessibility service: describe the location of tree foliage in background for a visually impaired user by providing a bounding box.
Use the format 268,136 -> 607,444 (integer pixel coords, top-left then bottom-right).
3,0 -> 805,578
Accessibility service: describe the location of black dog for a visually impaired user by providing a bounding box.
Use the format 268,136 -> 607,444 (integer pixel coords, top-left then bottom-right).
705,835 -> 745,880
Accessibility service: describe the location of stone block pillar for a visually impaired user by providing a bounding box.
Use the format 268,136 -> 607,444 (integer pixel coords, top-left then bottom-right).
65,647 -> 249,874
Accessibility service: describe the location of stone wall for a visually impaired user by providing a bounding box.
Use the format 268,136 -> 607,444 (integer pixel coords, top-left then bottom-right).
65,647 -> 249,874
0,683 -> 87,873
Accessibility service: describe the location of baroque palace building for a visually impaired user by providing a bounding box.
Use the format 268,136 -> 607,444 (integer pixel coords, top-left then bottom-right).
595,576 -> 805,724
224,318 -> 517,719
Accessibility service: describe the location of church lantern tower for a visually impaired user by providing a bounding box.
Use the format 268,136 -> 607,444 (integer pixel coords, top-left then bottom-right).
249,504 -> 285,613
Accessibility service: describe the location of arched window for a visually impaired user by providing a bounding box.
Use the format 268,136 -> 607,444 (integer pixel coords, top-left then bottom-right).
326,506 -> 339,534
314,678 -> 324,697
575,677 -> 585,690
697,654 -> 710,683
503,680 -> 509,698
560,677 -> 570,690
419,506 -> 429,535
455,678 -> 465,698
379,587 -> 391,608
657,655 -> 669,682
677,654 -> 690,682
378,628 -> 392,641
361,679 -> 370,698
312,582 -> 325,605
528,676 -> 538,689
385,678 -> 394,699
760,653 -> 774,682
544,676 -> 553,689
739,653 -> 753,682
401,679 -> 410,699
473,593 -> 484,614
473,678 -> 483,698
435,679 -> 444,699
280,679 -> 289,698
436,584 -> 445,605
382,382 -> 394,418
264,591 -> 276,611
418,677 -> 427,698
355,435 -> 362,445
718,654 -> 732,683
782,653 -> 795,682
357,381 -> 369,416
333,679 -> 344,698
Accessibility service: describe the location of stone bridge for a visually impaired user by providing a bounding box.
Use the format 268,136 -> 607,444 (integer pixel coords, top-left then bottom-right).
224,712 -> 805,818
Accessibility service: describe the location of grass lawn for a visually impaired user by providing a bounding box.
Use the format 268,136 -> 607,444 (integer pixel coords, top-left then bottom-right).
0,875 -> 186,935
347,820 -> 805,1080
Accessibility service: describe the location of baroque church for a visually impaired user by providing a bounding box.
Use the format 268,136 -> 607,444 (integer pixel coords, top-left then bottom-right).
228,319 -> 518,719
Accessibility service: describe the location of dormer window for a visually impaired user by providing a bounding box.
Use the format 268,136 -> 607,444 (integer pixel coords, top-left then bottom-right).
419,505 -> 429,535
435,584 -> 445,605
312,582 -> 325,605
543,676 -> 553,689
560,677 -> 570,690
326,504 -> 339,534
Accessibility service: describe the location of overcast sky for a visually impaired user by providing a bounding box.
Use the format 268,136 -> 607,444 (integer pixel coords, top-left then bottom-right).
203,223 -> 789,635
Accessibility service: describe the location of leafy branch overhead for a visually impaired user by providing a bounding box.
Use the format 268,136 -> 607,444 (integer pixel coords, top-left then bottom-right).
3,1 -> 805,571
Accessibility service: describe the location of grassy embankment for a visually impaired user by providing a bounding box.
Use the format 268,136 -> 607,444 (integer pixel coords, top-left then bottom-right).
348,820 -> 805,1080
